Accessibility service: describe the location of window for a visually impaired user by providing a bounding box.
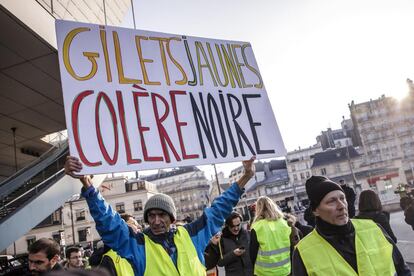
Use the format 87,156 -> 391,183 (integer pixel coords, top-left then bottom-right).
306,171 -> 310,178
321,168 -> 327,175
335,164 -> 341,173
126,182 -> 136,192
78,229 -> 87,242
52,209 -> 62,224
126,181 -> 146,192
134,200 -> 143,212
26,236 -> 36,251
293,174 -> 298,181
116,203 -> 125,213
137,182 -> 145,190
52,232 -> 61,244
300,173 -> 305,179
76,210 -> 85,221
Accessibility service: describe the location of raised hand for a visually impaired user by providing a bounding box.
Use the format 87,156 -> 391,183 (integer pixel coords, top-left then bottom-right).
242,156 -> 256,178
237,156 -> 256,189
64,156 -> 92,188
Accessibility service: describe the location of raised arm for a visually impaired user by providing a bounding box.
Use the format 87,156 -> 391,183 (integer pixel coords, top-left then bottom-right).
64,156 -> 136,260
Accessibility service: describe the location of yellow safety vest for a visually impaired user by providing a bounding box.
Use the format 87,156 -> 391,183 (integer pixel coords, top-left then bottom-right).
251,219 -> 292,276
102,249 -> 134,276
143,226 -> 206,276
297,219 -> 396,276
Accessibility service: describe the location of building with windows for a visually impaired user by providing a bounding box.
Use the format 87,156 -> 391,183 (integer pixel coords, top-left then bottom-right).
310,145 -> 405,203
316,117 -> 360,151
208,171 -> 230,203
231,160 -> 290,218
349,83 -> 414,186
286,144 -> 323,205
311,146 -> 362,183
317,128 -> 353,150
6,176 -> 157,255
141,167 -> 210,221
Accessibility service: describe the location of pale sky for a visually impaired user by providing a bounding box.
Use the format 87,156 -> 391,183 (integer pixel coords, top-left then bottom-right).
119,0 -> 414,177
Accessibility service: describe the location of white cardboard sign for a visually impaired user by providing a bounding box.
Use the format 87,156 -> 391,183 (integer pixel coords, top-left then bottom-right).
55,20 -> 286,174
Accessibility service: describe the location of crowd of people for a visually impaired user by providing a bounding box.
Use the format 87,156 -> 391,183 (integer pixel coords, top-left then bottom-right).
3,155 -> 413,276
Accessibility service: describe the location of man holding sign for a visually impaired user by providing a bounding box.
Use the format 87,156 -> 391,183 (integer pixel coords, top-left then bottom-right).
55,20 -> 286,176
65,155 -> 255,276
57,19 -> 281,275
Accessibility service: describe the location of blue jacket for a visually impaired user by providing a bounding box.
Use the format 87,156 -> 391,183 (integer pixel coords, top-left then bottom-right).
81,182 -> 243,275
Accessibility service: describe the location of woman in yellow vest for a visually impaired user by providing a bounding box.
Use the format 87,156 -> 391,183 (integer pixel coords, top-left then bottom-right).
250,196 -> 299,276
292,176 -> 411,276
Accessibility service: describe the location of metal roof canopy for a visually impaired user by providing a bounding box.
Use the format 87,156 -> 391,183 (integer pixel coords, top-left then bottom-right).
0,4 -> 65,180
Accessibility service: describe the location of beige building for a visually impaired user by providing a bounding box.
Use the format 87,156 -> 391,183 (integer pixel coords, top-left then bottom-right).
286,144 -> 323,205
141,167 -> 210,221
6,176 -> 157,255
349,83 -> 414,190
311,146 -> 405,203
209,171 -> 230,202
230,160 -> 290,219
311,146 -> 363,184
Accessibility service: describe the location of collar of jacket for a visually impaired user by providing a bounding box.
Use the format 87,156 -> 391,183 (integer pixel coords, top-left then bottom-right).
315,217 -> 353,236
144,227 -> 177,244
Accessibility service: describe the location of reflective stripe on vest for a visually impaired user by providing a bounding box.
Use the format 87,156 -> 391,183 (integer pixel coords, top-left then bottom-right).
143,226 -> 206,276
251,219 -> 291,276
102,249 -> 134,276
297,219 -> 396,276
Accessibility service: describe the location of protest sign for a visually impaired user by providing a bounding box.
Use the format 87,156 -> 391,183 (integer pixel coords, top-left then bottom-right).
55,20 -> 286,174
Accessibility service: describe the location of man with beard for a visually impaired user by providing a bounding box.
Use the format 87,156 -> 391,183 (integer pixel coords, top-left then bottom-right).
65,156 -> 255,276
292,176 -> 411,276
64,247 -> 84,270
27,238 -> 63,275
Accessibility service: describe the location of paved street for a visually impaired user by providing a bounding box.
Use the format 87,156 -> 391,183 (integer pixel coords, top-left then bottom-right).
390,211 -> 414,271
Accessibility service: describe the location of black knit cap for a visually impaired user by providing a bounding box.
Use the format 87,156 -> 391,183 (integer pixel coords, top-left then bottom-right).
306,176 -> 344,210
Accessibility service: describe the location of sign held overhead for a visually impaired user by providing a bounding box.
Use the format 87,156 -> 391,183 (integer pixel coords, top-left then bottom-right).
55,20 -> 286,174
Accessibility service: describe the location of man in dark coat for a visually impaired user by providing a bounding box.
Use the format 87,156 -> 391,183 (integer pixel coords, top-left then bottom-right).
292,176 -> 411,276
399,185 -> 414,230
27,238 -> 63,275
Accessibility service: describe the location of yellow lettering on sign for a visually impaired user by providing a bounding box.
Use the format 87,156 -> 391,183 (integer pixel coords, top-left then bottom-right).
113,31 -> 142,84
195,41 -> 217,87
241,44 -> 263,89
135,36 -> 161,85
166,37 -> 188,85
149,37 -> 171,85
63,27 -> 98,81
99,26 -> 112,82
